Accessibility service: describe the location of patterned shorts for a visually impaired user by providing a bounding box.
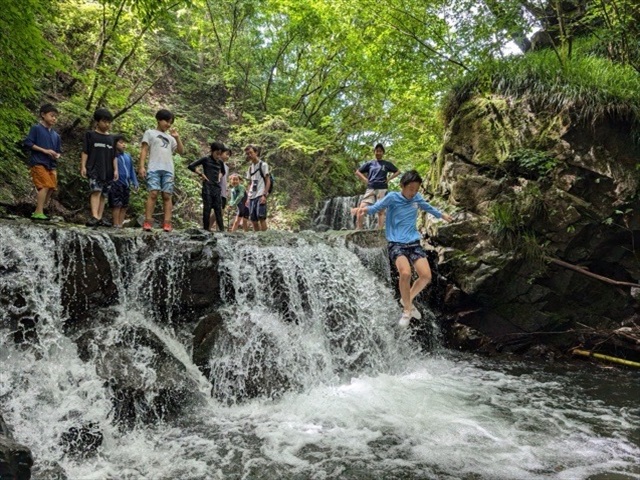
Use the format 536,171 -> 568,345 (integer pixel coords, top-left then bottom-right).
89,177 -> 111,197
388,241 -> 427,264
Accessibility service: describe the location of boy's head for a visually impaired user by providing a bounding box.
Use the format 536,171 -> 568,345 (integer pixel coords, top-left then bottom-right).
399,170 -> 423,200
210,141 -> 229,153
113,134 -> 127,152
93,108 -> 113,133
244,144 -> 259,162
39,104 -> 59,127
155,109 -> 175,131
374,143 -> 385,160
230,173 -> 241,186
40,103 -> 59,117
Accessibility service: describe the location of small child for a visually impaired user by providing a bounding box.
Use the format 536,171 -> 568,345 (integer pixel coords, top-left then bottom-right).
24,103 -> 62,220
138,109 -> 184,232
109,135 -> 139,228
81,108 -> 118,227
353,170 -> 453,328
227,174 -> 249,232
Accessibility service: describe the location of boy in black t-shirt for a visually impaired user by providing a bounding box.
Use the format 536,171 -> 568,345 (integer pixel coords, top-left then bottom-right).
81,109 -> 118,227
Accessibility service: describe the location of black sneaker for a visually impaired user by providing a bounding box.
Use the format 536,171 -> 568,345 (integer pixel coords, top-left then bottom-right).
98,218 -> 112,227
86,217 -> 100,227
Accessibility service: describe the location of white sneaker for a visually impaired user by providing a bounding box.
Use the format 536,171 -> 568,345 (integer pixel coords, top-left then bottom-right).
400,300 -> 422,320
398,311 -> 412,328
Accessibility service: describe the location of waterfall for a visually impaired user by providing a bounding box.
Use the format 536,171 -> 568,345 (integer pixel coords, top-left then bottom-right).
209,234 -> 413,402
1,221 -> 639,480
313,195 -> 377,231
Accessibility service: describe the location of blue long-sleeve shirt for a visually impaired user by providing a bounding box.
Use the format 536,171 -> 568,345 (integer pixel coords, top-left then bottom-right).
115,152 -> 139,188
23,123 -> 62,169
366,191 -> 443,243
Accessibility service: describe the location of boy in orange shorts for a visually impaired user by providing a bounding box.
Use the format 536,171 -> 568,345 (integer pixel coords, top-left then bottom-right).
24,104 -> 62,220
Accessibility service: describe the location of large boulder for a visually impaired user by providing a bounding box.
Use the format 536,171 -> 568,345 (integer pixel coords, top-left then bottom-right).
433,92 -> 640,358
75,320 -> 201,428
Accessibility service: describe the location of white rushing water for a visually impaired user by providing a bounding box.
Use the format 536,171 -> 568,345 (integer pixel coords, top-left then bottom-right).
1,223 -> 639,480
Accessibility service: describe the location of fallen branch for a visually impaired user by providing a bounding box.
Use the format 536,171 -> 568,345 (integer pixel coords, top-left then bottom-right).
545,256 -> 639,288
571,348 -> 640,368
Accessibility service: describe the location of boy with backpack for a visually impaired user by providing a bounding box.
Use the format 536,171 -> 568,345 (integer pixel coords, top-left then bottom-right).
245,144 -> 271,232
24,103 -> 62,220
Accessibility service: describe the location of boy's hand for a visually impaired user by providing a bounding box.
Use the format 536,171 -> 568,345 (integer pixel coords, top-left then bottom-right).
46,149 -> 60,159
80,166 -> 87,178
169,128 -> 180,139
441,213 -> 453,223
113,170 -> 119,182
351,207 -> 366,216
138,167 -> 146,179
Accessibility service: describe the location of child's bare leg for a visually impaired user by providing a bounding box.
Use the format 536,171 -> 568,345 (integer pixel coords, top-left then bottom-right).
395,256 -> 412,313
242,218 -> 249,231
162,192 -> 172,223
409,257 -> 433,304
35,188 -> 49,215
97,195 -> 106,219
356,202 -> 366,229
90,191 -> 102,219
145,190 -> 158,222
112,207 -> 121,226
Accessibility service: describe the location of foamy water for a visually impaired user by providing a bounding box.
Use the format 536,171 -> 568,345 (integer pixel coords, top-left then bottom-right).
1,224 -> 639,479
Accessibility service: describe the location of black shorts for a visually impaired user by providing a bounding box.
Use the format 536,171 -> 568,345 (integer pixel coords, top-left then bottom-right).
108,182 -> 131,208
237,202 -> 250,219
388,241 -> 427,264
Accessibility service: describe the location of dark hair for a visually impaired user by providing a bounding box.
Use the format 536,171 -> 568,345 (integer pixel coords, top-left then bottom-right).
244,144 -> 259,155
155,109 -> 175,123
210,141 -> 229,153
374,143 -> 385,152
400,170 -> 423,187
39,103 -> 59,115
112,134 -> 126,144
93,108 -> 113,122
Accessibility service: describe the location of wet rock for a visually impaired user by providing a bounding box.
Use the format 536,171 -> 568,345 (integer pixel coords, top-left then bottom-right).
192,311 -> 224,375
75,322 -> 199,428
0,414 -> 33,480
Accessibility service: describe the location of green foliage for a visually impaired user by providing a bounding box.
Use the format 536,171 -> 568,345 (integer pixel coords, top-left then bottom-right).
0,0 -> 61,156
507,148 -> 557,177
488,182 -> 547,252
442,40 -> 640,130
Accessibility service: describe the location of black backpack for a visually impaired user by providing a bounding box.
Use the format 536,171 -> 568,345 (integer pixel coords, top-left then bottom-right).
251,161 -> 274,194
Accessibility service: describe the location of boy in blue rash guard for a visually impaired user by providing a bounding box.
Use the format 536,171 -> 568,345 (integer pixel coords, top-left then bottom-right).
109,135 -> 139,228
353,170 -> 453,328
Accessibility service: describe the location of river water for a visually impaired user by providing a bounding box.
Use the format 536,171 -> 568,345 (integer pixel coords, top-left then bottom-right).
0,224 -> 639,479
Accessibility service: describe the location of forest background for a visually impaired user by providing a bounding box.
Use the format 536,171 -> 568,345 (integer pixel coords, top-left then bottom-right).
1,0 -> 638,229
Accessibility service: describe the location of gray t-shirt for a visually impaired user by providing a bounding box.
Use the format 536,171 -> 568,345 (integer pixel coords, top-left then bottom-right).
142,129 -> 177,174
220,162 -> 228,199
246,161 -> 269,199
